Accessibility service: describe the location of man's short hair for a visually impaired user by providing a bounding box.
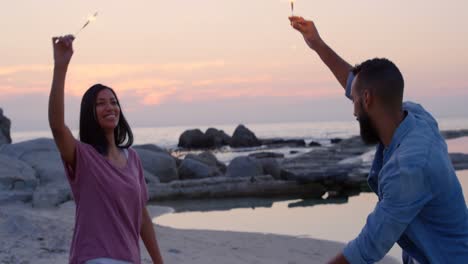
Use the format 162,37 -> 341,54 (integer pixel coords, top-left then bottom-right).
352,58 -> 404,109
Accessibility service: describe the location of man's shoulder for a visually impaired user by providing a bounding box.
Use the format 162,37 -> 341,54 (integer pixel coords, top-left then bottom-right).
403,101 -> 439,129
389,124 -> 437,172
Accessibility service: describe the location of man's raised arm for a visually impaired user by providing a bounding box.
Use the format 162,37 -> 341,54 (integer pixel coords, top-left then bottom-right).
289,16 -> 352,90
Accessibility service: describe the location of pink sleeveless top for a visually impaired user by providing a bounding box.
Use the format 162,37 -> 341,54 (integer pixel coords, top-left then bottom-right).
63,140 -> 148,264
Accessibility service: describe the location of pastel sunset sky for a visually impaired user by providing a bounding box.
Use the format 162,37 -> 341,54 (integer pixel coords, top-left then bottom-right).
0,0 -> 467,131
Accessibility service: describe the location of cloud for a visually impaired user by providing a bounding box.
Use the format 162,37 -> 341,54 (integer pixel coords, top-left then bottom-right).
0,65 -> 52,76
192,75 -> 273,87
7,60 -> 439,108
0,61 -> 224,101
0,61 -> 342,108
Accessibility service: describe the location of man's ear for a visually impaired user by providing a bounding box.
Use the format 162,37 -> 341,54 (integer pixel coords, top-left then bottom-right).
362,89 -> 373,111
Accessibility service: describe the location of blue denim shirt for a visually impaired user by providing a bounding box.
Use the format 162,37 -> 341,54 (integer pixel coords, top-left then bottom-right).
342,73 -> 468,264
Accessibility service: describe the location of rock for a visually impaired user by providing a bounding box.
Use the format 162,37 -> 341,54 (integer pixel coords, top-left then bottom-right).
0,214 -> 41,235
249,152 -> 285,159
441,129 -> 468,140
135,148 -> 179,183
0,139 -> 74,206
281,142 -> 374,183
133,144 -> 166,153
449,153 -> 468,163
174,156 -> 183,167
257,158 -> 282,180
230,125 -> 261,148
178,129 -> 210,149
148,176 -> 327,201
0,154 -> 38,190
0,154 -> 38,204
32,182 -> 71,208
0,108 -> 11,145
450,153 -> 468,170
334,136 -> 368,148
178,158 -> 221,180
283,139 -> 306,147
185,153 -> 214,167
290,150 -> 300,154
0,138 -> 58,159
309,141 -> 322,147
205,128 -> 231,147
186,151 -> 227,173
0,191 -> 34,204
199,151 -> 224,165
143,170 -> 161,185
330,138 -> 343,144
261,138 -> 306,147
20,151 -> 66,185
226,156 -> 263,178
283,165 -> 352,183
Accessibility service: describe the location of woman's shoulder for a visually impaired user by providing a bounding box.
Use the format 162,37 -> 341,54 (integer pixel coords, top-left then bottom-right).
125,146 -> 141,162
75,140 -> 103,158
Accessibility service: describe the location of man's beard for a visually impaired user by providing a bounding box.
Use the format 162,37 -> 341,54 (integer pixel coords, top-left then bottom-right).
358,106 -> 380,145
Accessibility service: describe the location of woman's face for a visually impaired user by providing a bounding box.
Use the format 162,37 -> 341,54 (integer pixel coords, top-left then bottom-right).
95,89 -> 120,131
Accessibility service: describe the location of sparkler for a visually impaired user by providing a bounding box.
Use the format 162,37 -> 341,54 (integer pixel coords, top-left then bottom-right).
290,0 -> 295,16
75,11 -> 99,37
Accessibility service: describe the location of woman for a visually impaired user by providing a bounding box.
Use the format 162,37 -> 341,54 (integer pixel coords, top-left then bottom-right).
49,35 -> 164,264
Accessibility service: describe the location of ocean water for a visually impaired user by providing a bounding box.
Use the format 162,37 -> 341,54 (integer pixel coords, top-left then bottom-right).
12,117 -> 468,148
12,117 -> 468,164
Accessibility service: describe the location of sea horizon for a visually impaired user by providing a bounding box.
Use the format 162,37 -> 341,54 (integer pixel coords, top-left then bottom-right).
11,116 -> 468,148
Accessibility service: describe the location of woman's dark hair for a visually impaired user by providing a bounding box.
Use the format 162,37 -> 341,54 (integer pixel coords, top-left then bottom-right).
79,84 -> 133,155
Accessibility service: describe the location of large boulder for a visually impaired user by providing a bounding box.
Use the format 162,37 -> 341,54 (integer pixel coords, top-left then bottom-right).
32,182 -> 71,208
0,138 -> 58,159
186,151 -> 227,173
0,154 -> 38,204
249,152 -> 285,159
257,158 -> 282,180
309,141 -> 322,147
135,148 -> 178,183
20,151 -> 66,185
260,138 -> 306,147
226,156 -> 263,178
0,138 -> 73,206
133,144 -> 166,153
205,128 -> 231,147
143,169 -> 161,185
178,129 -> 211,149
281,139 -> 374,184
0,108 -> 11,145
178,158 -> 221,180
230,125 -> 261,148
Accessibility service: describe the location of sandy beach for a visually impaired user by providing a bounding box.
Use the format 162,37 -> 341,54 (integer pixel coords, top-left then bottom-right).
0,202 -> 399,264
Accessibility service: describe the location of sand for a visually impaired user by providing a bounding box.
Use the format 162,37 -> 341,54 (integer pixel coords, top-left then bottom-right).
0,203 -> 399,264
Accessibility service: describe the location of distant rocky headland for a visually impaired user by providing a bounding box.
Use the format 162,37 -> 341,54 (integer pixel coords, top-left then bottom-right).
1,108 -> 468,208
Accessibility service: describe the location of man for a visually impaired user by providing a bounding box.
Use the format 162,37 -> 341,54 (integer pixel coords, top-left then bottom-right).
289,16 -> 468,264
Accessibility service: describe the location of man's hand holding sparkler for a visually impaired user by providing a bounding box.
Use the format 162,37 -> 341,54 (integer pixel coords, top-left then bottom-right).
52,35 -> 75,68
289,16 -> 352,89
289,16 -> 324,51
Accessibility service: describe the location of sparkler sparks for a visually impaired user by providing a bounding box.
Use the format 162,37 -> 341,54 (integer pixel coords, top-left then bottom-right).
75,11 -> 99,37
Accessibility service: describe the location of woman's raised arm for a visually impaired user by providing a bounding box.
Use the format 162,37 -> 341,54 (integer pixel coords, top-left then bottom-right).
49,35 -> 77,167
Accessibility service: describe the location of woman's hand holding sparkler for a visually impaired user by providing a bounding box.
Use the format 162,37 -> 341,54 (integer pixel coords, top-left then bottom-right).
289,16 -> 323,51
52,35 -> 75,68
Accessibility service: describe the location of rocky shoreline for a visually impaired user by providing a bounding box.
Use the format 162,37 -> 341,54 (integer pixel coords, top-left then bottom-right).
1,120 -> 468,207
